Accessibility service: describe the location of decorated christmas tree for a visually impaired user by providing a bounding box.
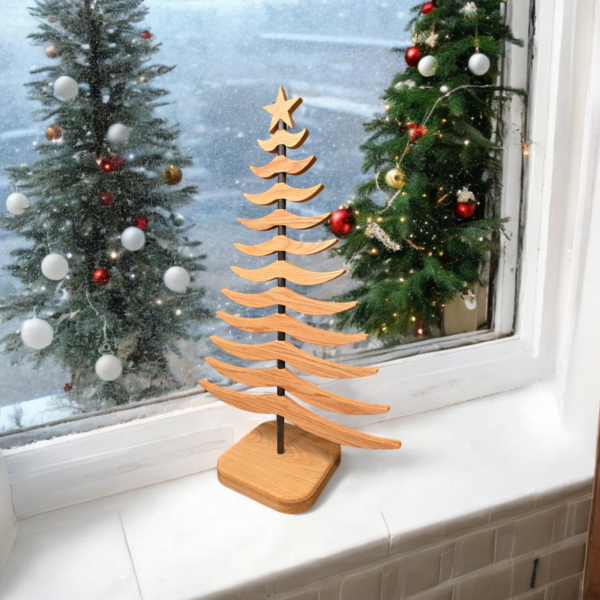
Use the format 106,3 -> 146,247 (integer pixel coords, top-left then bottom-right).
1,0 -> 209,406
330,0 -> 524,341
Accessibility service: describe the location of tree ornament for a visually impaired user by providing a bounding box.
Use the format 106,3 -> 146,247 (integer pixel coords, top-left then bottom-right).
424,31 -> 439,48
100,192 -> 114,206
21,318 -> 54,350
460,2 -> 477,16
45,124 -> 63,141
6,192 -> 29,215
422,2 -> 435,14
368,247 -> 380,257
95,354 -> 122,381
173,214 -> 185,226
405,46 -> 421,67
385,168 -> 406,189
141,30 -> 152,40
45,45 -> 58,58
394,79 -> 416,90
164,266 -> 190,293
418,55 -> 437,77
121,226 -> 146,251
329,207 -> 355,237
41,253 -> 69,280
92,268 -> 112,286
456,202 -> 476,218
440,85 -> 450,93
405,122 -> 428,142
53,76 -> 79,101
98,155 -> 126,173
63,383 -> 73,393
468,52 -> 491,76
106,123 -> 131,144
461,288 -> 477,310
134,216 -> 149,230
162,165 -> 183,185
365,223 -> 401,251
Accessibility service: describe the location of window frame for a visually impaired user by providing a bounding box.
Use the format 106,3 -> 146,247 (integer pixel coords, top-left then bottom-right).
2,0 -> 590,517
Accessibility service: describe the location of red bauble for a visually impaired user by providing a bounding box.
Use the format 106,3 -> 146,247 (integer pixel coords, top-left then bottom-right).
405,46 -> 421,67
63,383 -> 73,393
329,207 -> 355,237
134,216 -> 149,230
422,2 -> 435,14
455,202 -> 477,218
406,122 -> 428,142
98,155 -> 126,173
92,268 -> 112,286
100,192 -> 115,206
110,155 -> 126,170
141,30 -> 152,40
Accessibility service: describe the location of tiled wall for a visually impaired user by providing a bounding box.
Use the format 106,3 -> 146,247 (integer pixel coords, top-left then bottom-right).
274,491 -> 591,600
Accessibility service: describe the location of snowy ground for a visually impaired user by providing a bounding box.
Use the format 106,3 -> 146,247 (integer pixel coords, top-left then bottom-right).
0,0 -> 413,425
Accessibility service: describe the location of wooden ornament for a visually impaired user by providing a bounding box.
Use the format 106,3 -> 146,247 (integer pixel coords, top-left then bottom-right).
201,86 -> 400,514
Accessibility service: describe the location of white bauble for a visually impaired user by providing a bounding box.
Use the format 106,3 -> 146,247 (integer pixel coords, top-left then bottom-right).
53,76 -> 79,100
106,123 -> 131,144
164,266 -> 190,293
418,55 -> 437,77
464,297 -> 477,310
21,318 -> 54,350
95,354 -> 122,381
440,85 -> 450,94
6,192 -> 29,215
41,253 -> 69,280
121,227 -> 145,251
468,53 -> 491,76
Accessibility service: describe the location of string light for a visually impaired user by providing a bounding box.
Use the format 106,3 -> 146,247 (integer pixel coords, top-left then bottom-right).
464,139 -> 470,145
110,250 -> 118,259
175,309 -> 182,316
523,143 -> 530,157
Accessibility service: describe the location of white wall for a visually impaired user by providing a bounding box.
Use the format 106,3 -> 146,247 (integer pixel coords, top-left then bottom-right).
0,450 -> 17,574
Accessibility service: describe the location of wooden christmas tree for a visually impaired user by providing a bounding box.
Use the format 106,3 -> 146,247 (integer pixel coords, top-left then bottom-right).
200,87 -> 401,514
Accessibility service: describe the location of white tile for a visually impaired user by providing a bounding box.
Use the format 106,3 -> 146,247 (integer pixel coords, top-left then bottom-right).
512,508 -> 560,557
454,564 -> 512,600
381,561 -> 400,600
318,576 -> 342,600
454,528 -> 495,576
398,543 -> 454,598
566,496 -> 592,537
281,590 -> 319,600
406,585 -> 454,600
551,505 -> 568,543
340,565 -> 382,600
495,523 -> 515,563
548,540 -> 586,582
0,512 -> 140,600
547,574 -> 581,600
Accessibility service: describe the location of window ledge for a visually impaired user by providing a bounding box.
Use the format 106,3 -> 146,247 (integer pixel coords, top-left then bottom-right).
0,382 -> 594,600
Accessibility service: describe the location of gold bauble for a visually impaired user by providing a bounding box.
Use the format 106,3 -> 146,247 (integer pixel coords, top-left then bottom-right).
45,124 -> 63,141
162,165 -> 183,185
368,247 -> 380,257
45,45 -> 58,58
385,168 -> 406,190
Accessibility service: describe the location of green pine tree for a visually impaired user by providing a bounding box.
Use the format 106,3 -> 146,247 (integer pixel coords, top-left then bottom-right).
1,0 -> 210,407
332,0 -> 525,343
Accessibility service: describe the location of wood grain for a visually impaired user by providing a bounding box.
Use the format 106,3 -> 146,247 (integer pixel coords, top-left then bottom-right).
221,287 -> 358,315
243,182 -> 324,206
257,129 -> 309,152
234,236 -> 337,257
238,209 -> 331,231
231,260 -> 346,285
210,337 -> 378,379
217,421 -> 340,514
217,312 -> 368,346
200,380 -> 401,450
250,155 -> 316,179
205,357 -> 389,415
263,87 -> 303,133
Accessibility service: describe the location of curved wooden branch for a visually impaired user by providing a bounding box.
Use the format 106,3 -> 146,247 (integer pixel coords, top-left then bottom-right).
257,128 -> 309,152
250,155 -> 316,180
217,312 -> 367,346
221,287 -> 358,315
199,380 -> 400,450
205,357 -> 388,415
234,236 -> 337,257
231,261 -> 345,285
210,337 -> 377,379
238,209 -> 331,231
243,182 -> 324,206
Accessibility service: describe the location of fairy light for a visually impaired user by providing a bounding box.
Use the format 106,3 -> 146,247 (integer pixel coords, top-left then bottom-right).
175,309 -> 182,316
400,216 -> 406,222
464,139 -> 470,145
411,316 -> 416,322
523,143 -> 530,157
110,250 -> 118,259
417,326 -> 424,336
399,277 -> 405,283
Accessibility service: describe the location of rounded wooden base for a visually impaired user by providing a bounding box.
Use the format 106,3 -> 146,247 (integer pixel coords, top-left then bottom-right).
217,421 -> 341,514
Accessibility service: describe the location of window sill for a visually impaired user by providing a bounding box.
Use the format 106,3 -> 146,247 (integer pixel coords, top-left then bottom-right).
0,381 -> 594,600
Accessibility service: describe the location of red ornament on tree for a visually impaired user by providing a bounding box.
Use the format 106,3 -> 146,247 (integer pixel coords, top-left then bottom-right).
141,30 -> 152,40
100,192 -> 115,206
92,268 -> 112,286
422,2 -> 435,14
63,383 -> 73,393
405,122 -> 428,142
329,207 -> 355,237
134,216 -> 149,230
455,202 -> 477,218
405,46 -> 421,67
110,155 -> 126,170
98,155 -> 126,173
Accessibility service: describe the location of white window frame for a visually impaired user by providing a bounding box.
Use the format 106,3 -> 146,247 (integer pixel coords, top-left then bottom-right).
2,0 -> 597,518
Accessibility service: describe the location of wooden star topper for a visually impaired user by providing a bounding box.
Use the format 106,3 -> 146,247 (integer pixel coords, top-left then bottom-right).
262,87 -> 303,133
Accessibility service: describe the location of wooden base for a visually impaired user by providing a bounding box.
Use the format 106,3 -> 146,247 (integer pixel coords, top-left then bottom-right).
217,421 -> 341,514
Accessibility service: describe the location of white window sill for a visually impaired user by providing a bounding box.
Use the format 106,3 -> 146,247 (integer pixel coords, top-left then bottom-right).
0,381 -> 594,600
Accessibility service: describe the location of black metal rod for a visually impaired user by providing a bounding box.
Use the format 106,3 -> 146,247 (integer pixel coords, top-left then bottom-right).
276,119 -> 287,455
